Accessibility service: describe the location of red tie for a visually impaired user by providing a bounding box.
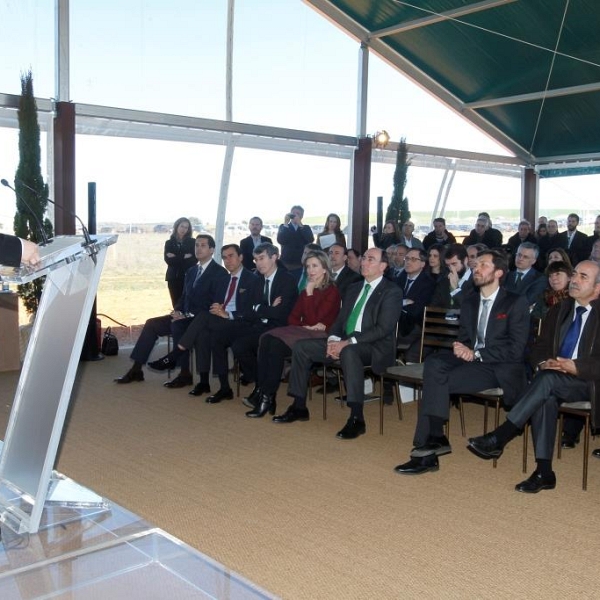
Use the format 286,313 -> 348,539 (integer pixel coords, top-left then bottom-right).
223,276 -> 238,309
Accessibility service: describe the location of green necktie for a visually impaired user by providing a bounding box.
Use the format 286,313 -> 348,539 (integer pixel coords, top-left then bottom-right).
345,283 -> 371,335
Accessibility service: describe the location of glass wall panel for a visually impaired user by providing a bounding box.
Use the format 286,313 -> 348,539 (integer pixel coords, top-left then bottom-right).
367,53 -> 512,156
0,0 -> 54,97
70,1 -> 227,118
233,1 -> 357,134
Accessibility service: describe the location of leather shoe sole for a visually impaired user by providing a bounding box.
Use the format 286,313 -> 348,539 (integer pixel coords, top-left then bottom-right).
206,389 -> 234,404
114,371 -> 144,384
272,408 -> 310,423
411,437 -> 452,458
394,456 -> 439,475
467,436 -> 503,460
163,375 -> 193,388
515,471 -> 556,493
189,383 -> 211,396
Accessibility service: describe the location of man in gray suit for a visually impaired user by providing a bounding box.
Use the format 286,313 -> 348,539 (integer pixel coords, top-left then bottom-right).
274,247 -> 403,439
503,242 -> 547,306
395,249 -> 530,475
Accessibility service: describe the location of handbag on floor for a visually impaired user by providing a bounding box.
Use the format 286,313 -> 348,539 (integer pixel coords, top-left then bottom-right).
101,327 -> 119,356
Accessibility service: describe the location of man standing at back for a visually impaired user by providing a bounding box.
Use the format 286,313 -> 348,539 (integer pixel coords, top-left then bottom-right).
240,217 -> 272,271
275,247 -> 403,439
277,205 -> 314,280
558,213 -> 588,266
394,249 -> 530,474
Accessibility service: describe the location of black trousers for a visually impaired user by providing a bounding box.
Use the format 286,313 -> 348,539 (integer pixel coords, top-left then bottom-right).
231,324 -> 270,383
130,315 -> 191,368
257,334 -> 291,395
507,370 -> 589,460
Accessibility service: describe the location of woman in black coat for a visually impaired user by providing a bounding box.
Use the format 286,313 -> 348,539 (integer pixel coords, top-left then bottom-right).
164,217 -> 196,307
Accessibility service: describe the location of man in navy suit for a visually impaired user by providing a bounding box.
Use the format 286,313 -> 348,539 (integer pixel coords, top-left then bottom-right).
277,205 -> 314,280
239,217 -> 272,271
503,242 -> 547,306
0,234 -> 39,267
558,213 -> 589,266
395,249 -> 530,474
328,243 -> 362,300
275,247 -> 403,439
153,244 -> 260,400
114,234 -> 228,386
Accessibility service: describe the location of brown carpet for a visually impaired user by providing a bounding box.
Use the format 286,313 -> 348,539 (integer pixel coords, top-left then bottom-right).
1,348 -> 599,599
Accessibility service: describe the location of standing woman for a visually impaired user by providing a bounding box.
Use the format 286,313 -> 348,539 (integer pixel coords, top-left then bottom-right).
245,249 -> 341,418
164,217 -> 196,307
316,213 -> 346,251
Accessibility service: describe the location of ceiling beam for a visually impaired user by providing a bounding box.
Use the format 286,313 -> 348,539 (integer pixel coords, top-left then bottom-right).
466,81 -> 600,109
370,0 -> 517,39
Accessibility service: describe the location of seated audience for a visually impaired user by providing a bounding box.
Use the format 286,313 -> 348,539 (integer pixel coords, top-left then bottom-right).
467,260 -> 600,493
244,249 -> 341,418
115,235 -> 228,387
316,213 -> 346,251
385,243 -> 408,284
431,244 -> 474,309
398,220 -> 424,249
586,214 -> 600,257
503,242 -> 547,306
274,247 -> 403,438
395,250 -> 530,475
507,220 -> 536,265
466,243 -> 488,271
423,217 -> 456,249
462,214 -> 502,248
547,247 -> 573,270
277,205 -> 314,280
240,217 -> 272,271
372,220 -> 401,250
297,243 -> 323,292
426,243 -> 445,282
590,238 -> 600,264
164,217 -> 197,308
531,261 -> 572,319
347,248 -> 361,273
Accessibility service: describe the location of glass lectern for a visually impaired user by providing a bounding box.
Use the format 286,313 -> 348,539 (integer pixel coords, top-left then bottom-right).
0,234 -> 117,534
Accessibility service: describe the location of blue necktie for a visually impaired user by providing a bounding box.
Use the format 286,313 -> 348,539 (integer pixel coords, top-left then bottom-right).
558,306 -> 586,358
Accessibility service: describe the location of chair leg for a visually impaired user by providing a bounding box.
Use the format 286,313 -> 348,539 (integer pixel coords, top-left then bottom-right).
557,414 -> 564,460
583,415 -> 590,491
379,376 -> 384,435
396,383 -> 403,421
522,422 -> 529,473
492,400 -> 500,468
322,370 -> 327,421
483,402 -> 489,434
458,397 -> 466,437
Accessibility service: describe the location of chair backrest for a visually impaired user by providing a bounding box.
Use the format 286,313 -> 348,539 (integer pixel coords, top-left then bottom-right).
418,306 -> 461,362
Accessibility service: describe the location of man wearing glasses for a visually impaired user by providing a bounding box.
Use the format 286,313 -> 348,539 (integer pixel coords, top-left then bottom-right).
274,248 -> 403,439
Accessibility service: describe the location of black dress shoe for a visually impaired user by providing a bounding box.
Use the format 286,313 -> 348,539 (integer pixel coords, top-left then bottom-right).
148,354 -> 176,371
189,383 -> 211,396
239,377 -> 253,387
114,369 -> 144,384
336,417 -> 366,440
515,470 -> 556,493
163,374 -> 193,388
246,393 -> 276,418
272,406 -> 310,423
411,435 -> 452,458
593,449 -> 600,458
242,386 -> 261,409
560,434 -> 580,449
467,432 -> 504,460
206,388 -> 234,404
394,455 -> 439,475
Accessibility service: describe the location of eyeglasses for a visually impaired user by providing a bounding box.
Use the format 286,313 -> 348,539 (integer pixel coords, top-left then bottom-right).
405,257 -> 424,262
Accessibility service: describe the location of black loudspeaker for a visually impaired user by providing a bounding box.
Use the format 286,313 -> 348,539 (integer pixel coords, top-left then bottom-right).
80,182 -> 103,361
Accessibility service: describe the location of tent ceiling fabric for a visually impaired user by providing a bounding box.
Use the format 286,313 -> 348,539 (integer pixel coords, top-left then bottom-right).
308,0 -> 600,166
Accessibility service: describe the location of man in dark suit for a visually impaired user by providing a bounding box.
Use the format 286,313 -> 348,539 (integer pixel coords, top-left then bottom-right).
153,244 -> 260,400
586,215 -> 600,258
328,243 -> 362,300
274,247 -> 403,439
395,249 -> 530,475
462,214 -> 503,248
114,234 -> 228,386
0,234 -> 39,267
468,260 -> 600,493
231,243 -> 298,415
396,248 -> 436,361
277,205 -> 314,280
431,244 -> 475,309
239,217 -> 272,271
503,242 -> 547,306
558,213 -> 588,266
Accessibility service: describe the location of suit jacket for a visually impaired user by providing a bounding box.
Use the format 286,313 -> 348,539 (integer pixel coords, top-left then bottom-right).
330,278 -> 403,374
532,297 -> 600,426
277,224 -> 314,270
398,235 -> 424,250
214,267 -> 260,319
397,270 -> 436,336
240,235 -> 272,271
503,268 -> 547,305
334,265 -> 362,301
177,259 -> 229,316
164,236 -> 197,282
557,230 -> 588,265
458,288 -> 530,406
462,228 -> 503,248
0,234 -> 23,267
243,267 -> 299,328
431,271 -> 475,309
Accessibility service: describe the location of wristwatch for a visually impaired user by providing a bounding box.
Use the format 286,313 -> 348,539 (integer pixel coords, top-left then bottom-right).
474,350 -> 482,362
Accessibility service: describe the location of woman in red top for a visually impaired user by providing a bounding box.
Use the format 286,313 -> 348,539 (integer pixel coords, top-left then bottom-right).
245,249 -> 341,418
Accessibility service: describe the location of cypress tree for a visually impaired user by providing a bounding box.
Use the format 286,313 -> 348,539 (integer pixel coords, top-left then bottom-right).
14,70 -> 53,315
385,138 -> 411,228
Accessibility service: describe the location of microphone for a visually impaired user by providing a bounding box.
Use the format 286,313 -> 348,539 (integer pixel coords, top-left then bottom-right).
0,178 -> 50,246
15,178 -> 97,251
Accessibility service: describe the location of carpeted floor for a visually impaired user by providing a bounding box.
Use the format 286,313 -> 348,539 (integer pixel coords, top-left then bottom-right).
1,346 -> 599,599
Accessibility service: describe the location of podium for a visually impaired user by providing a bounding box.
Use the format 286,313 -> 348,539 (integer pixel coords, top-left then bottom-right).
0,234 -> 117,534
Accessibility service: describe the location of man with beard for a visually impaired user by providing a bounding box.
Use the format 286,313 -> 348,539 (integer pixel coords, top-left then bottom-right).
558,213 -> 588,266
468,260 -> 600,493
394,249 -> 530,475
431,244 -> 475,309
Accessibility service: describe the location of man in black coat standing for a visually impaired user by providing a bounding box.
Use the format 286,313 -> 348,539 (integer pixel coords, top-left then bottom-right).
277,205 -> 314,281
239,217 -> 272,271
395,249 -> 530,475
558,213 -> 589,266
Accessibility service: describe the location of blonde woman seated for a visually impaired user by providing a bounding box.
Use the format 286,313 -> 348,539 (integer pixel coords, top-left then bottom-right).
245,249 -> 341,418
